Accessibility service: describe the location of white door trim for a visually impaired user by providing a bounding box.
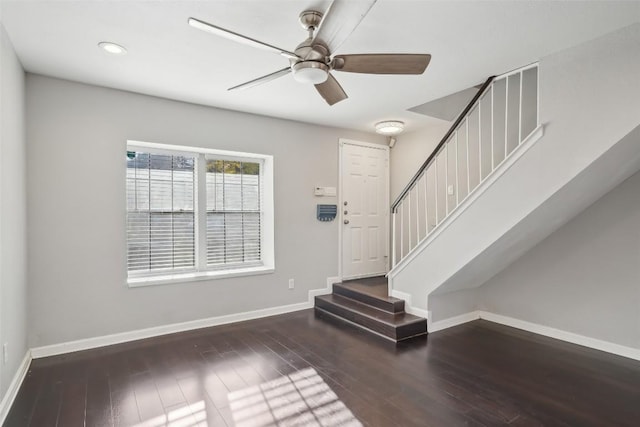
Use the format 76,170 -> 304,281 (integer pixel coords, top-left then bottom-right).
338,138 -> 390,281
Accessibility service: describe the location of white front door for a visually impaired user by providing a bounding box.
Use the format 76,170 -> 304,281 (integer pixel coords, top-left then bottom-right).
340,140 -> 389,280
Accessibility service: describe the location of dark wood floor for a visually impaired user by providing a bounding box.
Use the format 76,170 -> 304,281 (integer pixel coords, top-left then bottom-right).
5,310 -> 640,426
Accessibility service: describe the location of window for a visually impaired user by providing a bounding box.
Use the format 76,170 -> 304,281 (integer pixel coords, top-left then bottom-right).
126,141 -> 274,286
126,152 -> 196,273
205,159 -> 261,267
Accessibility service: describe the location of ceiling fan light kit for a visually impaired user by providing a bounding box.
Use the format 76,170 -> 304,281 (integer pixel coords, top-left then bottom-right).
375,120 -> 405,136
292,61 -> 329,84
189,0 -> 431,106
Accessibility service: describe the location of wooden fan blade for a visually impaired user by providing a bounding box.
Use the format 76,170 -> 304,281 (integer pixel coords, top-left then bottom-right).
333,54 -> 431,74
315,73 -> 348,106
313,0 -> 377,53
188,17 -> 300,60
228,68 -> 292,91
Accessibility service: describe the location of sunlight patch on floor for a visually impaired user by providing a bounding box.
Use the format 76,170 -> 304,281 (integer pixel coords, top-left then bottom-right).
228,367 -> 362,427
132,400 -> 206,427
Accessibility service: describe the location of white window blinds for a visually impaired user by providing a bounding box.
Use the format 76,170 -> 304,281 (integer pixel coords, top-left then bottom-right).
126,152 -> 196,273
206,159 -> 261,267
126,146 -> 265,279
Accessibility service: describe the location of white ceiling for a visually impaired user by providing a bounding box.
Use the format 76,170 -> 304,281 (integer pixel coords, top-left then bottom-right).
1,1 -> 639,133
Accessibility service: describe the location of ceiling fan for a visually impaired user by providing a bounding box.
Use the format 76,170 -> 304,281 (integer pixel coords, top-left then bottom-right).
188,0 -> 431,106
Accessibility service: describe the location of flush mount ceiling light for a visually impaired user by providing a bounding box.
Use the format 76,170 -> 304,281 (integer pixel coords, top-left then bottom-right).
375,120 -> 405,136
98,41 -> 127,55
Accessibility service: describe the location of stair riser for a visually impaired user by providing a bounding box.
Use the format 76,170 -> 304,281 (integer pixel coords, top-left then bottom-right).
395,320 -> 429,341
314,308 -> 397,342
333,284 -> 405,313
315,297 -> 425,341
316,297 -> 396,338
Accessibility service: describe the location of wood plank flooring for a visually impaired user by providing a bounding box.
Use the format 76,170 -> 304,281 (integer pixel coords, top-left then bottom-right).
4,310 -> 640,426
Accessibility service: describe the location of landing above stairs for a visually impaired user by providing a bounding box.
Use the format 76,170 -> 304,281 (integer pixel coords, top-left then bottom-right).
315,276 -> 427,342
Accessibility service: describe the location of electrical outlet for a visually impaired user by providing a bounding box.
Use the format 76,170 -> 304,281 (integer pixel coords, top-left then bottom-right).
447,185 -> 455,195
288,278 -> 295,289
3,343 -> 8,365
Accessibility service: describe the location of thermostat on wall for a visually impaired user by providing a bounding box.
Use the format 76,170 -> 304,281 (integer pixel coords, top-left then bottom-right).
317,204 -> 337,222
314,186 -> 337,197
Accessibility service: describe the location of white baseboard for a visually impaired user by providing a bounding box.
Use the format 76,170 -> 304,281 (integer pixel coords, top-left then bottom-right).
428,311 -> 481,332
389,289 -> 429,318
309,276 -> 339,300
31,277 -> 338,359
478,311 -> 640,362
426,310 -> 640,361
31,302 -> 310,358
0,350 -> 32,426
327,276 -> 342,292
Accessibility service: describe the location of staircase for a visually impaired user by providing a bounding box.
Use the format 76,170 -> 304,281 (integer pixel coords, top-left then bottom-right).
316,26 -> 640,336
314,276 -> 427,342
389,25 -> 640,326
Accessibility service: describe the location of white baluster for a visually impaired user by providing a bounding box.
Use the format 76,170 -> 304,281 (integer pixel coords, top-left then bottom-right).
519,70 -> 523,145
505,76 -> 509,158
399,202 -> 404,261
491,84 -> 495,171
478,100 -> 482,182
392,210 -> 396,267
465,118 -> 470,197
445,142 -> 449,216
455,131 -> 459,206
434,155 -> 439,225
407,190 -> 412,251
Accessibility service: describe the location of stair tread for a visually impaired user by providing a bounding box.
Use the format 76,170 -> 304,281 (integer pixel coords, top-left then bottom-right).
339,275 -> 392,296
315,294 -> 425,327
334,283 -> 403,304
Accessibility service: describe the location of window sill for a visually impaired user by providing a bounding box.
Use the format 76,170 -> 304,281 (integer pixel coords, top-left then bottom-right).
127,266 -> 275,288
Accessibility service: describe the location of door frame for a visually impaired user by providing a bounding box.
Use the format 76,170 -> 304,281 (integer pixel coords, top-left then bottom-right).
338,138 -> 390,281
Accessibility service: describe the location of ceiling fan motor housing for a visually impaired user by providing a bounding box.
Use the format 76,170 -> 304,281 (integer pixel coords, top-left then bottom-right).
291,35 -> 330,84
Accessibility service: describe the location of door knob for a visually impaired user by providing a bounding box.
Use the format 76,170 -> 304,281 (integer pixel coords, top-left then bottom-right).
344,220 -> 350,225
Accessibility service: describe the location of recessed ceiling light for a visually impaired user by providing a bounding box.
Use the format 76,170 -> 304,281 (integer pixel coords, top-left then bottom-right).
98,42 -> 127,55
375,120 -> 405,136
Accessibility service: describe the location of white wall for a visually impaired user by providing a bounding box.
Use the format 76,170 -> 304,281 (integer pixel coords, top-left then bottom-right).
389,121 -> 451,261
480,169 -> 640,349
390,121 -> 450,201
0,22 -> 28,397
26,74 -> 386,348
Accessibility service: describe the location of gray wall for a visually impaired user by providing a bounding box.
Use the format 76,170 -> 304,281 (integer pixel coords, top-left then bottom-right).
26,74 -> 385,347
480,170 -> 640,349
0,23 -> 28,396
429,289 -> 478,321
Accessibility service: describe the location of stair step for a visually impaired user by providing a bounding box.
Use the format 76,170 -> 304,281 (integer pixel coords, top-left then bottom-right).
333,283 -> 404,313
314,294 -> 427,342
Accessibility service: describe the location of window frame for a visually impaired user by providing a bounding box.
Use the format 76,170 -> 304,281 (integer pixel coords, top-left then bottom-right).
126,140 -> 275,287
